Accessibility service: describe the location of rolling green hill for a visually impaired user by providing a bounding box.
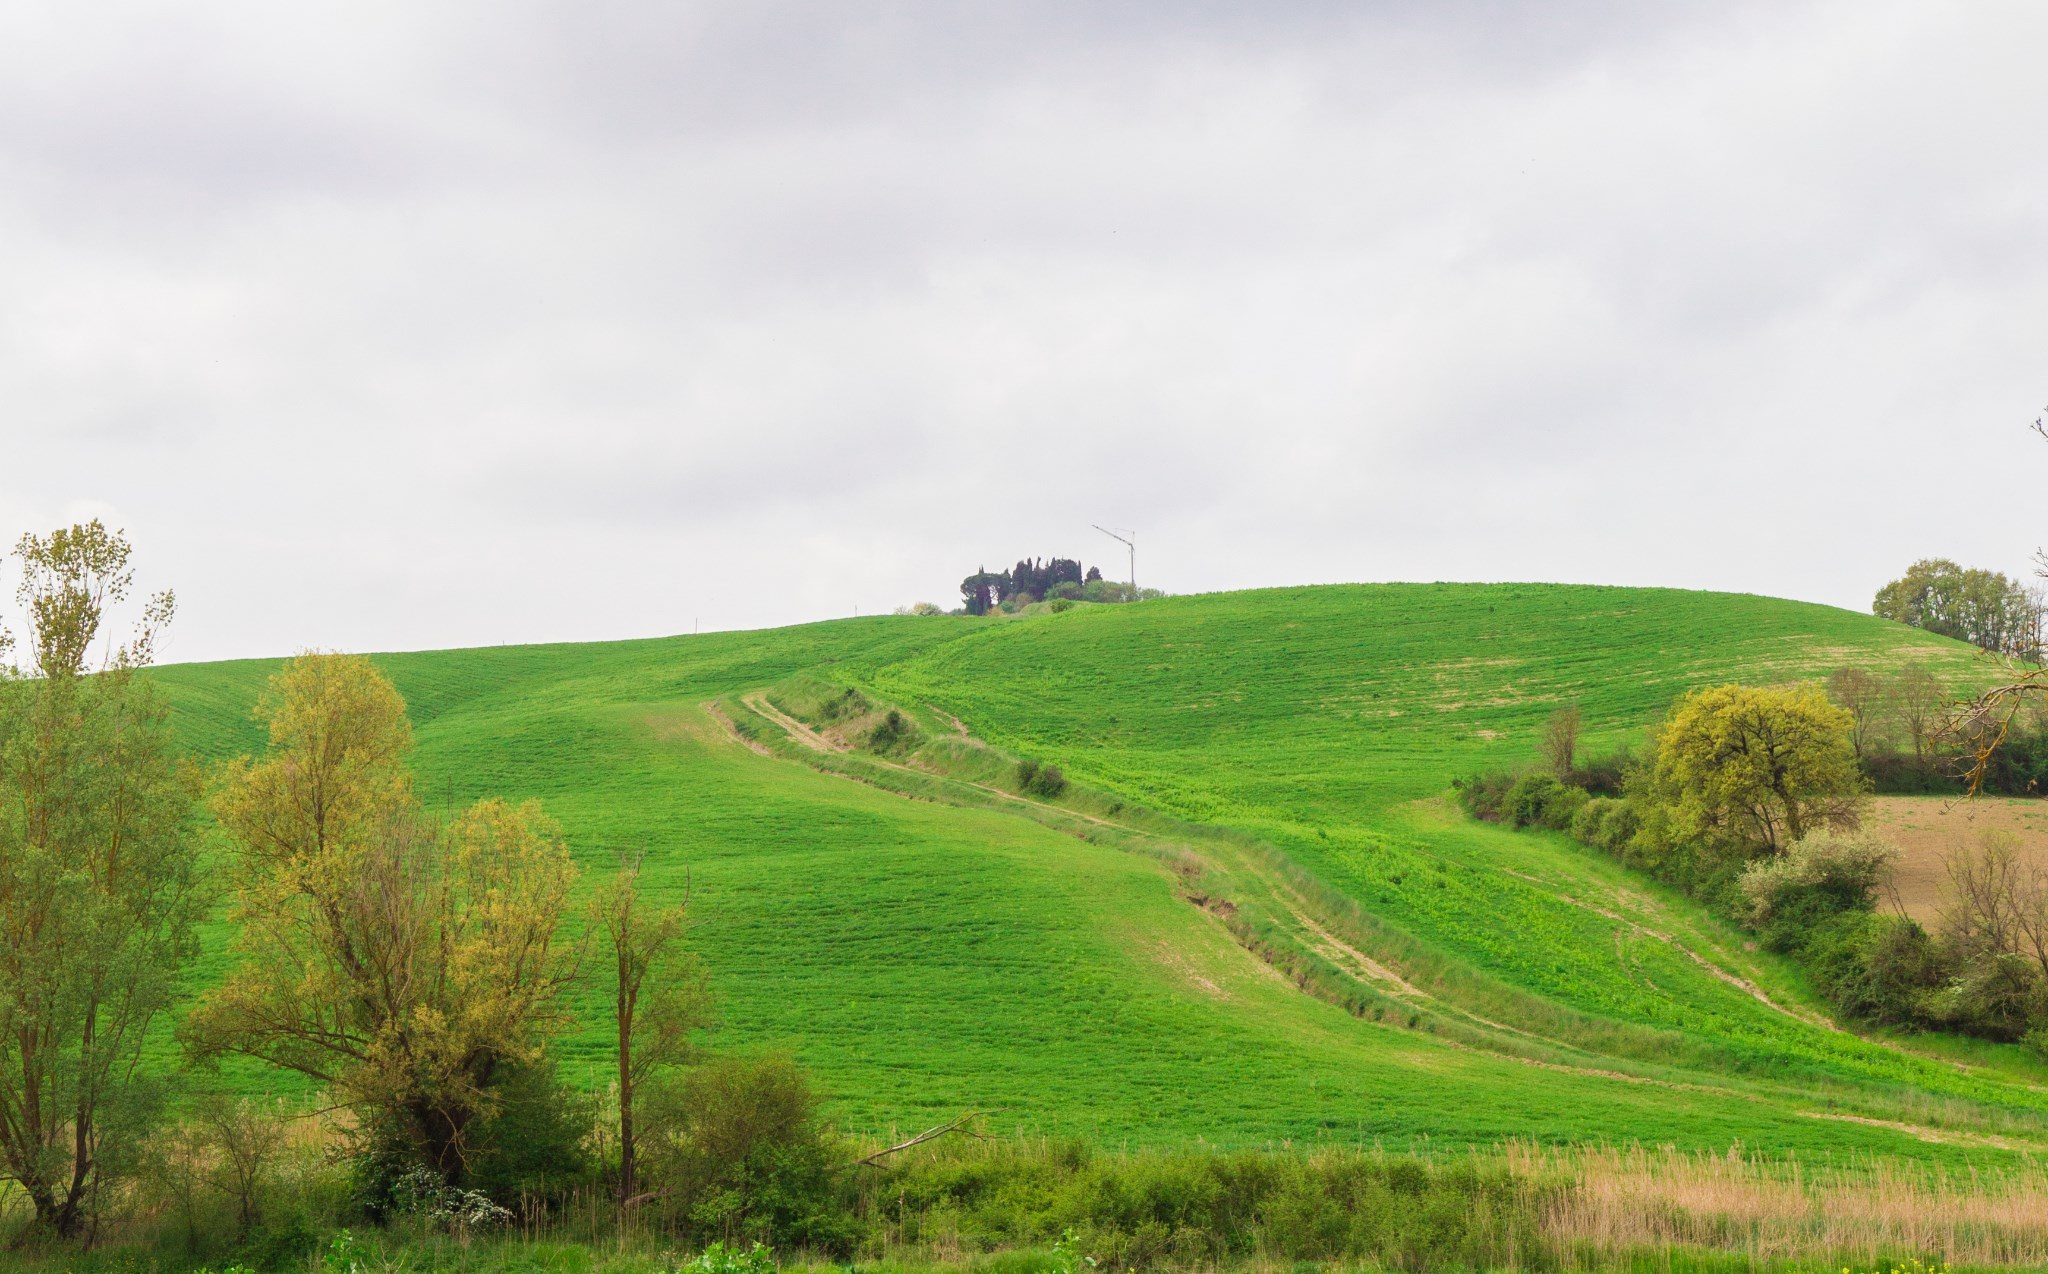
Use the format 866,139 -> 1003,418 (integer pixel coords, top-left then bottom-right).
151,584 -> 2038,1162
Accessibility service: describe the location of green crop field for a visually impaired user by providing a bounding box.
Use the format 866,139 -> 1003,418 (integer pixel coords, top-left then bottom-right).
150,584 -> 2043,1165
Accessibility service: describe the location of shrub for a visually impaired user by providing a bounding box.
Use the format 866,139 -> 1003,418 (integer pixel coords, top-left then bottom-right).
464,1058 -> 594,1203
1967,717 -> 2048,795
680,1240 -> 778,1274
388,1164 -> 515,1233
643,1055 -> 853,1251
867,709 -> 920,756
1805,911 -> 1947,1027
1503,774 -> 1586,830
343,1062 -> 589,1217
1737,830 -> 1896,954
1451,772 -> 1517,823
1017,759 -> 1068,799
1567,797 -> 1608,846
1575,749 -> 1633,798
868,1144 -> 1557,1270
245,1207 -> 323,1270
1083,579 -> 1139,604
1923,951 -> 2043,1042
1548,786 -> 1590,829
815,687 -> 870,723
1862,747 -> 1956,794
1567,797 -> 1639,855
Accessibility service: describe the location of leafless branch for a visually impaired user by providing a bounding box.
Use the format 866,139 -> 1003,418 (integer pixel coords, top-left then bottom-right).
1938,668 -> 2048,796
852,1109 -> 1006,1167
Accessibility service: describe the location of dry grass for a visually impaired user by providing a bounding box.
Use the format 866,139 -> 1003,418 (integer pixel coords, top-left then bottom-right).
1867,797 -> 2048,926
1511,1141 -> 2048,1267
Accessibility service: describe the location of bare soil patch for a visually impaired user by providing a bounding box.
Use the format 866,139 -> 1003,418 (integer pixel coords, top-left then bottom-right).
1866,796 -> 2048,926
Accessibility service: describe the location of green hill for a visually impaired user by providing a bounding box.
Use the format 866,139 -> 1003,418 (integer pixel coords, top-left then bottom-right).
152,583 -> 2036,1162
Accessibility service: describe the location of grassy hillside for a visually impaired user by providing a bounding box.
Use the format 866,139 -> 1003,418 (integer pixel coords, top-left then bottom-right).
871,587 -> 2047,1122
151,584 -> 2041,1161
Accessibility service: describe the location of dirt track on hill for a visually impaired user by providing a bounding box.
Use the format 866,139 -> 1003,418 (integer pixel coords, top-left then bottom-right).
712,690 -> 1767,1087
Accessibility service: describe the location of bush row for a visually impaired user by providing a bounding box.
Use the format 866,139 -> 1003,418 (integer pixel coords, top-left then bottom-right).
1458,760 -> 2048,1043
31,1128 -> 1567,1273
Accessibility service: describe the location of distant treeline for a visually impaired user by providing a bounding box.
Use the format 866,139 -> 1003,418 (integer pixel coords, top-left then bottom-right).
1874,557 -> 2044,658
960,558 -> 1153,614
1825,661 -> 2048,795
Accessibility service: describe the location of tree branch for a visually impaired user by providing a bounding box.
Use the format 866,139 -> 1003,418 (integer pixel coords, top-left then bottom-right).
851,1109 -> 1005,1167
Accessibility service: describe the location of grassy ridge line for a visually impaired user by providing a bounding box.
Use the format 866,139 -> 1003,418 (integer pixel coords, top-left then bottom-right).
865,585 -> 2048,1127
721,674 -> 2048,1149
868,584 -> 1993,820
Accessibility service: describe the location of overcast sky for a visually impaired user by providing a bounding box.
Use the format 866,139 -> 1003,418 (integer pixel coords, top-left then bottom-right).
2,1 -> 2044,663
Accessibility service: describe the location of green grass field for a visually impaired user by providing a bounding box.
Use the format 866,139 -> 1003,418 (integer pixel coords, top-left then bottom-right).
151,584 -> 2044,1163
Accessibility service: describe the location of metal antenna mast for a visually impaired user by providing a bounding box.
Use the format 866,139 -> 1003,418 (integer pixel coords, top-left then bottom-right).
1092,524 -> 1136,598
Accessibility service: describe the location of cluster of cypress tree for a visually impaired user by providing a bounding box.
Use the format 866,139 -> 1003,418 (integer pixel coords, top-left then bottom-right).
959,557 -> 1103,614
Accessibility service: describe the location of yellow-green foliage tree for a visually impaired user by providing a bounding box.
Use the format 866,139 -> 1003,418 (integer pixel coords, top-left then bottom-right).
1637,683 -> 1866,860
0,523 -> 199,1237
595,851 -> 710,1208
185,654 -> 580,1182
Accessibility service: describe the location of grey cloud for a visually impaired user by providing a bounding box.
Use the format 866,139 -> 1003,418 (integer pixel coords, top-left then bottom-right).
0,1 -> 2043,660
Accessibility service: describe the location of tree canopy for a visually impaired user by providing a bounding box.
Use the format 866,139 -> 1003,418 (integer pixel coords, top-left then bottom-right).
1873,558 -> 2040,657
959,557 -> 1119,614
186,653 -> 581,1183
1635,683 -> 1866,859
0,523 -> 200,1236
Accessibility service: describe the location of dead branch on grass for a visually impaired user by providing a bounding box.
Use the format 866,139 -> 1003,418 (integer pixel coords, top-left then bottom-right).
853,1110 -> 1006,1167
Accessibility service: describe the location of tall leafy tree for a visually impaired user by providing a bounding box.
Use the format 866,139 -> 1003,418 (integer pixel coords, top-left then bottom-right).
595,850 -> 709,1208
185,654 -> 581,1182
959,568 -> 1004,616
1634,683 -> 1865,860
1874,558 -> 2038,655
1824,666 -> 1890,760
0,522 -> 200,1237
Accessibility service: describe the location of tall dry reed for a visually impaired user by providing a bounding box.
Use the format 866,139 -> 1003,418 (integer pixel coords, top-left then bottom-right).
1508,1141 -> 2048,1267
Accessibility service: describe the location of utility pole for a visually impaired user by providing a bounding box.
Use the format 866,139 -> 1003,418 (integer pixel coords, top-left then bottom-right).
1092,525 -> 1136,598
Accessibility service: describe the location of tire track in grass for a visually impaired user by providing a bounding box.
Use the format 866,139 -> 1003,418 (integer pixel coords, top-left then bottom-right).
705,700 -> 773,756
720,687 -> 1734,1089
742,691 -> 846,753
1499,868 -> 1834,1030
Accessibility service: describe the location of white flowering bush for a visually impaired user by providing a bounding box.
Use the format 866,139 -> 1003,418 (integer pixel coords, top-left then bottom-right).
390,1164 -> 514,1233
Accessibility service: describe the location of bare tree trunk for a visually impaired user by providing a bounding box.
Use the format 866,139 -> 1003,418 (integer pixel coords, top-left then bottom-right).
617,939 -> 637,1209
66,1005 -> 96,1243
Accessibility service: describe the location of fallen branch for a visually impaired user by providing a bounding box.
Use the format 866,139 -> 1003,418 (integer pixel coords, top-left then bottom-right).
853,1110 -> 1005,1167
